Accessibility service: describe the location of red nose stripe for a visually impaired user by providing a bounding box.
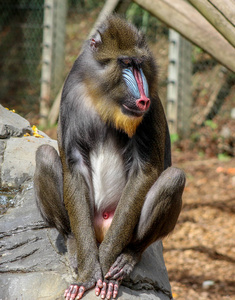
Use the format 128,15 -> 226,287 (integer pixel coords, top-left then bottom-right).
133,68 -> 150,111
133,68 -> 149,100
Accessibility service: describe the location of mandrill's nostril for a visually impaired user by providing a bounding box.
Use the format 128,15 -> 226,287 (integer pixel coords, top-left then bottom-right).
136,98 -> 150,111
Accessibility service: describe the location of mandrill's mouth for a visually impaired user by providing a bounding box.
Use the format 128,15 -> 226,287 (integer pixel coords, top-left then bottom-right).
122,104 -> 145,117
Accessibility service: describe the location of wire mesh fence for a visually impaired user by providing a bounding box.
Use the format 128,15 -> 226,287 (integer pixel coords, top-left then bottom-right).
0,0 -> 44,117
0,0 -> 67,121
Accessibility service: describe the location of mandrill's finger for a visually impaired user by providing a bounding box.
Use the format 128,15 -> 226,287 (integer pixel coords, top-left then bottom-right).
65,285 -> 73,300
100,281 -> 107,299
105,267 -> 124,280
106,282 -> 114,300
112,269 -> 124,280
95,279 -> 103,296
75,286 -> 85,300
113,283 -> 119,299
70,285 -> 79,300
64,289 -> 69,298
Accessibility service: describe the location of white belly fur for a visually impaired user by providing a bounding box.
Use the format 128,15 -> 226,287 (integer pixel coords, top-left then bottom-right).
90,140 -> 126,212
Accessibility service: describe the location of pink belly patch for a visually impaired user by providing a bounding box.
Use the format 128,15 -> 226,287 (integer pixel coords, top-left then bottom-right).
94,210 -> 115,243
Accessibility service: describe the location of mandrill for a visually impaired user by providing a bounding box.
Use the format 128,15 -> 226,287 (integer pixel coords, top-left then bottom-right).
34,15 -> 185,300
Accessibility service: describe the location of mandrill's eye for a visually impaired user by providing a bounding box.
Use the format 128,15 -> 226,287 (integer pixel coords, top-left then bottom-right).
118,58 -> 132,68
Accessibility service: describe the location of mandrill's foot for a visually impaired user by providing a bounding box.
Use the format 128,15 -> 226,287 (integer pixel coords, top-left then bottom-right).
95,279 -> 120,299
64,284 -> 87,300
94,279 -> 104,297
64,284 -> 89,300
64,279 -> 103,300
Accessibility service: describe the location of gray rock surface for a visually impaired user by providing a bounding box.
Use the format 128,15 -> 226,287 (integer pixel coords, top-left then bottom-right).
0,136 -> 57,189
0,105 -> 33,138
0,108 -> 172,300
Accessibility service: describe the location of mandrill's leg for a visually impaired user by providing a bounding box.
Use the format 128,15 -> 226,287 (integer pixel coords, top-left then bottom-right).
135,166 -> 185,244
35,145 -> 102,299
34,144 -> 71,236
104,167 -> 185,296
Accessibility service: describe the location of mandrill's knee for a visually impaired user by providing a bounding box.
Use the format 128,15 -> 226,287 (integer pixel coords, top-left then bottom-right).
160,166 -> 186,194
35,144 -> 61,173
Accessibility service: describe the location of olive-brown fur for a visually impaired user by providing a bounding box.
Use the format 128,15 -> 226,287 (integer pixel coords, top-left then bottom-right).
34,15 -> 185,299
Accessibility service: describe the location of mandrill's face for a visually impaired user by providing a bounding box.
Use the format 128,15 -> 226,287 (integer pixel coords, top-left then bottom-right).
82,16 -> 158,137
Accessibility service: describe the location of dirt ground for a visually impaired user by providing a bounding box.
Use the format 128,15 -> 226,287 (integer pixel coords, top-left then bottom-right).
163,152 -> 235,300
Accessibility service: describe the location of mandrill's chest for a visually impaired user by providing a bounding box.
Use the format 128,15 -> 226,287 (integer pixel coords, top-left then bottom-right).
90,139 -> 126,242
90,139 -> 126,212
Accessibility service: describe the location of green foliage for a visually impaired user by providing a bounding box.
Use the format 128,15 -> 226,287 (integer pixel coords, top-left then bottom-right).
218,153 -> 231,162
126,3 -> 144,26
198,150 -> 205,158
205,120 -> 218,130
170,133 -> 179,144
227,72 -> 235,86
192,46 -> 203,63
126,3 -> 167,42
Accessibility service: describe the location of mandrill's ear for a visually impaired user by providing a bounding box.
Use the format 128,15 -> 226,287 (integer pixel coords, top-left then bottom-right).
90,31 -> 102,51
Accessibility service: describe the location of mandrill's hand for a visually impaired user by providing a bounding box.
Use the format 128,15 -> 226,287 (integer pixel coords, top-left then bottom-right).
105,251 -> 139,281
97,251 -> 140,299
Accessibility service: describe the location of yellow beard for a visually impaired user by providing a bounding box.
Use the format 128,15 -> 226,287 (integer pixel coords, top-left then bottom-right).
92,97 -> 143,137
113,107 -> 143,137
85,80 -> 143,137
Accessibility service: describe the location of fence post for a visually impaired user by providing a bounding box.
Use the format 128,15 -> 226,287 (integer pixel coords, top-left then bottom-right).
51,0 -> 67,100
178,35 -> 192,138
167,29 -> 192,138
40,0 -> 67,127
40,0 -> 54,127
167,30 -> 180,135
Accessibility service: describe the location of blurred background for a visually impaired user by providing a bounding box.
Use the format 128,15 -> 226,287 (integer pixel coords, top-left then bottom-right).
0,1 -> 234,299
